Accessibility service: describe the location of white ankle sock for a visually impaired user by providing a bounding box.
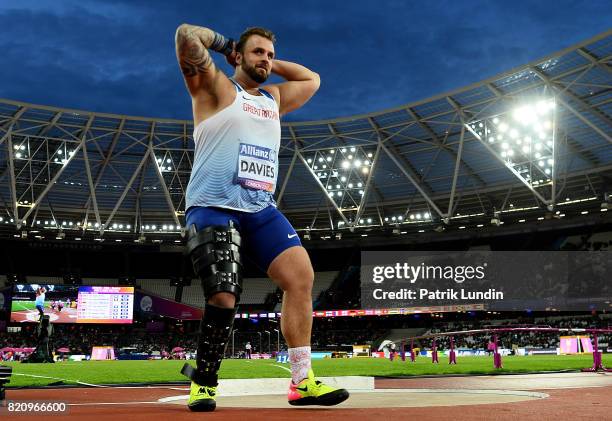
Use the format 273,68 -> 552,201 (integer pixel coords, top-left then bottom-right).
288,346 -> 311,384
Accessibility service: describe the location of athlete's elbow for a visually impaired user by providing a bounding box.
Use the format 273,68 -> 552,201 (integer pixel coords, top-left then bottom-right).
176,24 -> 190,39
175,23 -> 199,45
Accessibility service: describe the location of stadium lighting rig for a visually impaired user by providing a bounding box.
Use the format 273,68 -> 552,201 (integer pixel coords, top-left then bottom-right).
382,212 -> 431,225
156,156 -> 174,172
52,145 -> 75,165
305,147 -> 374,214
13,143 -> 27,159
466,98 -> 557,205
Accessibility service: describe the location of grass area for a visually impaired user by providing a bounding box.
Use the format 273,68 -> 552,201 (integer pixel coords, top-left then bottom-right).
3,354 -> 611,388
10,300 -> 40,311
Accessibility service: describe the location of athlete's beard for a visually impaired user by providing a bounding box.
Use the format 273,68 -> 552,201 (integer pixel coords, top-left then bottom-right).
242,61 -> 268,84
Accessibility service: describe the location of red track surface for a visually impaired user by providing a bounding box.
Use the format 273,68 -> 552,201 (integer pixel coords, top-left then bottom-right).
4,374 -> 612,420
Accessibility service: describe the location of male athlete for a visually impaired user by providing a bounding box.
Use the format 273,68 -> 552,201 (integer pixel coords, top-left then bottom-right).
175,23 -> 349,411
35,287 -> 46,321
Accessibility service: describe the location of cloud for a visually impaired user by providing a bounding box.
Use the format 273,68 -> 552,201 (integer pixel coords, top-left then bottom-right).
0,0 -> 610,122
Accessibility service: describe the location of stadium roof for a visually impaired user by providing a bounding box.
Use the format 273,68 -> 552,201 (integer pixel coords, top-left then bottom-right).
0,30 -> 610,241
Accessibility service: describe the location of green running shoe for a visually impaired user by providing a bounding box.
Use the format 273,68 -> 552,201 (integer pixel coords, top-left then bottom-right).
287,369 -> 350,406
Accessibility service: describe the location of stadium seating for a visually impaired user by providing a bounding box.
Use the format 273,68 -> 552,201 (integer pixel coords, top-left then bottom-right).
138,279 -> 176,300
311,271 -> 339,301
383,328 -> 429,344
240,278 -> 277,304
586,231 -> 612,250
180,272 -> 339,308
181,284 -> 206,308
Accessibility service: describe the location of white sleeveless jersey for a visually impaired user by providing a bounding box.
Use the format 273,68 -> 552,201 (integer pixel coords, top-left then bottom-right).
186,79 -> 281,212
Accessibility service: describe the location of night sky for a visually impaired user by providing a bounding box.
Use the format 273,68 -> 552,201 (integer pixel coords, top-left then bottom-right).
1,0 -> 610,122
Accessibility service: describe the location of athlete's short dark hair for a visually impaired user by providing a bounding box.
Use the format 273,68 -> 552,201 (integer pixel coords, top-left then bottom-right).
236,27 -> 276,54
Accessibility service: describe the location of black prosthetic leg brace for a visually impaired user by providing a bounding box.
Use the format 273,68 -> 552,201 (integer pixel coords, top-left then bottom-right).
181,222 -> 242,411
181,303 -> 236,411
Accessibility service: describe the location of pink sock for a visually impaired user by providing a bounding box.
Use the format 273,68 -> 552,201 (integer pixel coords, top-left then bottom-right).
288,346 -> 311,384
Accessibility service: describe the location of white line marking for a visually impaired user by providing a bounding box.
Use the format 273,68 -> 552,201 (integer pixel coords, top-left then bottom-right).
13,374 -> 194,390
68,401 -> 161,406
12,373 -> 108,388
159,395 -> 188,403
16,303 -> 31,312
271,364 -> 291,373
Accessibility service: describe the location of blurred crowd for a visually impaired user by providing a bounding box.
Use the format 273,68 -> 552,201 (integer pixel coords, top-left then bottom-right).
416,315 -> 611,351
1,313 -> 610,361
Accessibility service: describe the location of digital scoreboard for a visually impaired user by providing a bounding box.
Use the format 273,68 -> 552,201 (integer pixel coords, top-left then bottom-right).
76,286 -> 134,324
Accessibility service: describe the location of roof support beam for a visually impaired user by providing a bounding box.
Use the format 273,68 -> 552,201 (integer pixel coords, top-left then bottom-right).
0,106 -> 27,148
354,126 -> 383,225
276,139 -> 298,209
148,123 -> 182,229
576,47 -> 612,75
5,129 -> 18,223
295,148 -> 351,227
103,148 -> 151,232
531,66 -> 612,144
411,104 -> 487,190
368,119 -> 437,197
276,126 -> 298,209
78,115 -> 102,234
329,122 -> 386,202
464,123 -> 550,206
18,142 -> 84,229
82,118 -> 126,218
447,124 -> 466,219
379,142 -> 445,218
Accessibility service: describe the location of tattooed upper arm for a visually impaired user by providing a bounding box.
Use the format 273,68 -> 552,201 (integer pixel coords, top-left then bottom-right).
175,24 -> 217,95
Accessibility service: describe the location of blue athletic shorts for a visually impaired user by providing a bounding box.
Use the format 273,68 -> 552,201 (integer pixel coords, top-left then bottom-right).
185,205 -> 302,272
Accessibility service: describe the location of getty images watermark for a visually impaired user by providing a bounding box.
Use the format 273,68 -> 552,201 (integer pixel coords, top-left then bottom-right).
361,251 -> 612,311
370,261 -> 501,301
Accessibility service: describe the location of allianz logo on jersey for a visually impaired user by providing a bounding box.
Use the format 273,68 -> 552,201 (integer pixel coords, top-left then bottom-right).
242,103 -> 279,121
239,143 -> 276,162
